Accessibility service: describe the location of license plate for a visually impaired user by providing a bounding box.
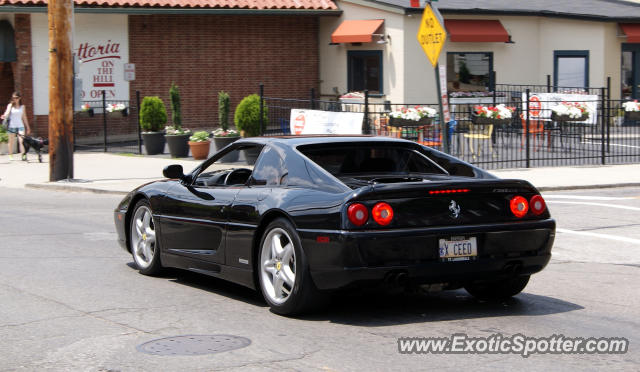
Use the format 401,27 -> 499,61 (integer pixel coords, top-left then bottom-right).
439,236 -> 477,261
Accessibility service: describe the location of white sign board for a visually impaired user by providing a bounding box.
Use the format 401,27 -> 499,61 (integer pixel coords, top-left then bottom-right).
124,63 -> 135,81
438,64 -> 451,123
290,109 -> 364,135
523,93 -> 599,125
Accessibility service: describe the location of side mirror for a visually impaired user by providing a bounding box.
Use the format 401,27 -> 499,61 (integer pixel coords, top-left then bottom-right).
163,164 -> 184,179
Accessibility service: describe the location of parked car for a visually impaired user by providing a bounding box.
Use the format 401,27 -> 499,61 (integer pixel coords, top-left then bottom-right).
114,136 -> 555,315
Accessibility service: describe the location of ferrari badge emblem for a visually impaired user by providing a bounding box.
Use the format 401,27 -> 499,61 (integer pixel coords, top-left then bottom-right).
276,261 -> 282,271
142,233 -> 147,241
449,200 -> 461,219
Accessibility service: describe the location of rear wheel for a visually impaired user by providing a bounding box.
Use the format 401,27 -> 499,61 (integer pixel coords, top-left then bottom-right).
130,199 -> 162,275
258,218 -> 325,315
464,275 -> 530,301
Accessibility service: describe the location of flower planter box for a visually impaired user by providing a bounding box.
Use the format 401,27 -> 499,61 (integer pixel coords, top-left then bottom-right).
107,108 -> 128,117
624,111 -> 640,121
388,116 -> 433,128
551,112 -> 589,122
471,114 -> 511,126
78,108 -> 94,117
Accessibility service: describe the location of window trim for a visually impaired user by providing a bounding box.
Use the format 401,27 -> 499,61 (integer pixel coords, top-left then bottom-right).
446,51 -> 494,92
347,50 -> 383,95
553,50 -> 589,89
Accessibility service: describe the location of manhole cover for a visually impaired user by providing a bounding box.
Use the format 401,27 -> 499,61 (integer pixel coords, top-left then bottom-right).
136,335 -> 251,356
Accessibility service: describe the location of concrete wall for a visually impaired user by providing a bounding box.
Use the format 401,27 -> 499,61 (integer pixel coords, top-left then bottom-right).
319,1 -> 405,102
328,2 -> 627,103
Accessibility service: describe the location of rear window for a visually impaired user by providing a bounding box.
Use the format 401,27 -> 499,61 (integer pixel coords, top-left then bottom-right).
298,143 -> 446,176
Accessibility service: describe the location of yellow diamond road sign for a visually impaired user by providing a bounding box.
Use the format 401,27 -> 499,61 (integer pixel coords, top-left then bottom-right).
417,4 -> 447,67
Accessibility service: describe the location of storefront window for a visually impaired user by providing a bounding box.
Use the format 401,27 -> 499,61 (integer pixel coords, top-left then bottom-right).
446,52 -> 493,93
348,51 -> 382,94
554,51 -> 589,88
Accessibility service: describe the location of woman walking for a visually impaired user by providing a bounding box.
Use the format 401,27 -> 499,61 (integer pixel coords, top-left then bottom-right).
1,92 -> 31,161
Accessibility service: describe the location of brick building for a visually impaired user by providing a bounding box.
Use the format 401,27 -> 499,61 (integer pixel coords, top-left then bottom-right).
0,1 -> 340,138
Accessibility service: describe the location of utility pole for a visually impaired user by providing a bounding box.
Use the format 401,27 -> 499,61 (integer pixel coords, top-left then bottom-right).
48,0 -> 74,181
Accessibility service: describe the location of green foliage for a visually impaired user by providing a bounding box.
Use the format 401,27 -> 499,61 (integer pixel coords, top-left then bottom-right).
458,61 -> 471,84
189,130 -> 210,142
169,83 -> 181,129
234,94 -> 268,137
218,91 -> 230,131
0,125 -> 7,143
139,96 -> 168,132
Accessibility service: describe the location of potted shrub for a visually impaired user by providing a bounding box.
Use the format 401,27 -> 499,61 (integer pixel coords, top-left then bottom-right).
140,96 -> 168,155
213,91 -> 240,152
234,94 -> 268,163
188,130 -> 211,160
0,125 -> 8,155
165,83 -> 191,157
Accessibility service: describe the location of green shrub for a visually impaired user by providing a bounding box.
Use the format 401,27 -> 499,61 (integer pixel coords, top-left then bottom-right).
234,94 -> 268,137
189,131 -> 210,142
169,83 -> 181,129
139,96 -> 167,132
0,125 -> 7,143
218,91 -> 230,131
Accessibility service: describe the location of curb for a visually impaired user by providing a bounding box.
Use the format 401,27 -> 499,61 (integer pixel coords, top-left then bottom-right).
25,183 -> 129,195
537,183 -> 640,192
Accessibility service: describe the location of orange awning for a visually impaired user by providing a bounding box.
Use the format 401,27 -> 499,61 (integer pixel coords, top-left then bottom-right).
331,19 -> 384,43
444,20 -> 509,43
620,23 -> 640,43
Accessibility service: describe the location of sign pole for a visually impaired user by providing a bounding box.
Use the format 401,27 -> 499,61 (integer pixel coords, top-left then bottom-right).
417,1 -> 448,153
434,63 -> 448,152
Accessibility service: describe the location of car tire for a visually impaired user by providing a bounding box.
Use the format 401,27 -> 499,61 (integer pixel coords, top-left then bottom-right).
130,199 -> 163,275
258,218 -> 325,316
464,275 -> 530,301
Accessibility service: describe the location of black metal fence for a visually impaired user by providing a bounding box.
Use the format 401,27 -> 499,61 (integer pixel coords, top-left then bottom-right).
260,84 -> 640,170
73,90 -> 141,153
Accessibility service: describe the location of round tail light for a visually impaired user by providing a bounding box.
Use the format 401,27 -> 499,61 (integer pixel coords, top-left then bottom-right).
347,203 -> 368,226
510,196 -> 529,218
372,202 -> 394,226
530,195 -> 546,215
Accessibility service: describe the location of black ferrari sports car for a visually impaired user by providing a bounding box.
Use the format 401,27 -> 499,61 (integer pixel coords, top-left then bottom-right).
114,136 -> 555,315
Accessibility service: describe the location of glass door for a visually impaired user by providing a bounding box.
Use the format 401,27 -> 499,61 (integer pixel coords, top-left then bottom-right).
622,44 -> 640,100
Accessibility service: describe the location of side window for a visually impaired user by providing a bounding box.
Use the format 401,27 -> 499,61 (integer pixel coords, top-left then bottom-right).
193,145 -> 262,187
554,50 -> 589,89
251,146 -> 287,186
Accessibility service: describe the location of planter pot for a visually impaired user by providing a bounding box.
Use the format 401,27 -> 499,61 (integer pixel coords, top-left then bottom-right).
624,111 -> 640,121
0,142 -> 7,155
189,141 -> 211,160
388,116 -> 432,128
551,112 -> 589,122
243,147 -> 262,165
471,114 -> 512,126
213,136 -> 240,151
166,133 -> 191,158
214,136 -> 240,163
141,132 -> 165,155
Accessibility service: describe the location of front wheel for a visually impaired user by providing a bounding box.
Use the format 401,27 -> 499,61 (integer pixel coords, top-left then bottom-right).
130,199 -> 163,275
464,275 -> 530,301
258,218 -> 325,315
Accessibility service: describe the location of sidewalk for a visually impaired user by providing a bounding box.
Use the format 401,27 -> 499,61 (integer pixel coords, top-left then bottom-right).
1,152 -> 640,195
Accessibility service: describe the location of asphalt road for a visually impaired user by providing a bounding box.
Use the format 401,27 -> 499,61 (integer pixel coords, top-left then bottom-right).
0,186 -> 638,371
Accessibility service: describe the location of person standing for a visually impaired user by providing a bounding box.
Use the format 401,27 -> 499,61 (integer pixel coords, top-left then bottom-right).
1,92 -> 31,161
